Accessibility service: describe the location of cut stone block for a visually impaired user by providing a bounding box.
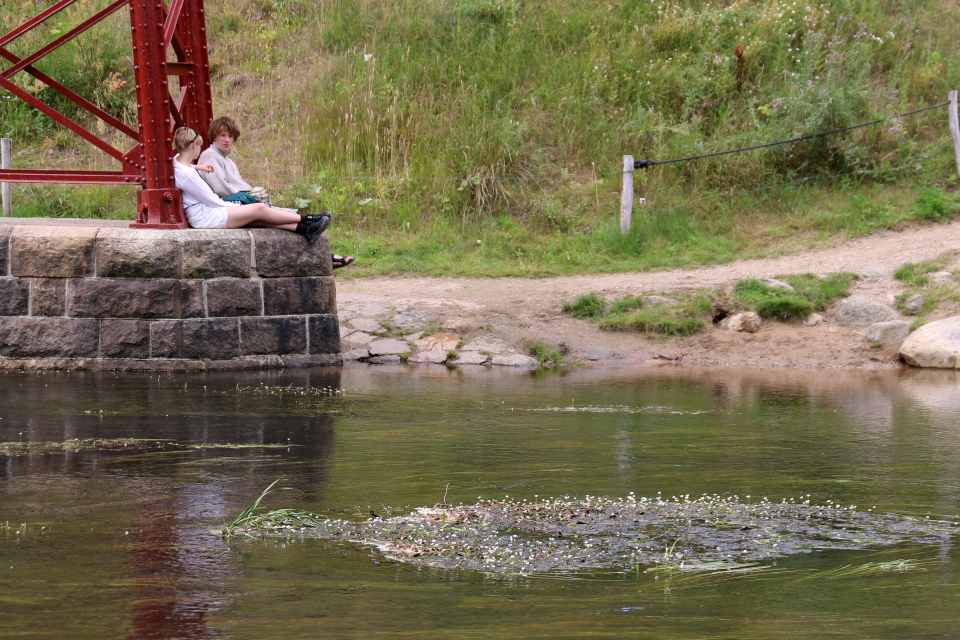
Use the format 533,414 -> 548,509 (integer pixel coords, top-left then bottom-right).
0,278 -> 29,315
308,314 -> 341,355
69,279 -> 203,319
151,318 -> 241,359
31,278 -> 66,317
96,228 -> 181,279
207,279 -> 262,317
10,226 -> 96,277
0,317 -> 99,357
100,319 -> 150,358
180,230 -> 251,279
253,229 -> 332,277
0,226 -> 10,276
241,316 -> 306,355
263,277 -> 336,315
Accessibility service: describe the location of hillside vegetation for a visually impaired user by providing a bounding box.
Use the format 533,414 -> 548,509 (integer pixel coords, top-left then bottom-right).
2,0 -> 960,275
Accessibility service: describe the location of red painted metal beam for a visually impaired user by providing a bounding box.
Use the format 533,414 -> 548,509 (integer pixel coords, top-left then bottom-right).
0,46 -> 138,141
1,0 -> 130,80
0,169 -> 142,185
0,0 -> 77,48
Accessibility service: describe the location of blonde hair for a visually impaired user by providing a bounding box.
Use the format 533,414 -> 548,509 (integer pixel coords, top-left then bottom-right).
173,127 -> 202,151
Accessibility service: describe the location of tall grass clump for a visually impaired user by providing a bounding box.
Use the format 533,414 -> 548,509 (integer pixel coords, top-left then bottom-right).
734,273 -> 857,319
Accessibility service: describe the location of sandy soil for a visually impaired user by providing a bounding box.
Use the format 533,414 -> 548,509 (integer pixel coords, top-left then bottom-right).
337,219 -> 960,369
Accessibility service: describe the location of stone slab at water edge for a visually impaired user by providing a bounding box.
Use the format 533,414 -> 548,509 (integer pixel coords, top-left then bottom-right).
0,219 -> 341,371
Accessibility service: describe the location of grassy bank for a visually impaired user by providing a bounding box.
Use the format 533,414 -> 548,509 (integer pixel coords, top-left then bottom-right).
3,0 -> 960,276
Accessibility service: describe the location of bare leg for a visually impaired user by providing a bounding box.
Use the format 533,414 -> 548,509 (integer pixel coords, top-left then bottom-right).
225,203 -> 300,231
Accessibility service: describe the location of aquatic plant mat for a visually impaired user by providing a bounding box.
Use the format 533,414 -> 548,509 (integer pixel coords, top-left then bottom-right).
230,494 -> 960,575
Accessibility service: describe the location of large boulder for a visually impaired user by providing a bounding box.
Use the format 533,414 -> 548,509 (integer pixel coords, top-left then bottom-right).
899,316 -> 960,368
835,295 -> 899,328
864,321 -> 911,345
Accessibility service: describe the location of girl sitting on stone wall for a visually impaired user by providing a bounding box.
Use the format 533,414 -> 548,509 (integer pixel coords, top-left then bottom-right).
172,126 -> 330,243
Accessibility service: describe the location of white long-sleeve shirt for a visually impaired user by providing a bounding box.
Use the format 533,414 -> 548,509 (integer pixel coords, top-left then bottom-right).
173,154 -> 237,228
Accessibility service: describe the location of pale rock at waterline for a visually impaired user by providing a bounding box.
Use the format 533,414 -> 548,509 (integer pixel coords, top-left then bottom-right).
492,354 -> 538,367
408,350 -> 448,364
760,278 -> 794,292
727,312 -> 762,333
903,294 -> 925,316
804,313 -> 823,327
453,351 -> 490,365
864,321 -> 911,345
835,295 -> 899,328
341,348 -> 370,361
898,316 -> 960,369
368,338 -> 409,356
369,354 -> 401,364
349,318 -> 383,333
342,331 -> 374,347
414,332 -> 460,351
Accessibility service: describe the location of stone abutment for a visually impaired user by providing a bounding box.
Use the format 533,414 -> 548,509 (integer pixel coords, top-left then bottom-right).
0,219 -> 341,371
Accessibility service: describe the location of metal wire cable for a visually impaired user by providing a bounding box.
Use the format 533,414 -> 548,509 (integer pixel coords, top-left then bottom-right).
642,139 -> 950,215
634,102 -> 949,169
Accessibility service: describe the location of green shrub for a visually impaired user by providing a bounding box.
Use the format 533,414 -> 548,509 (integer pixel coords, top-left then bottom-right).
755,297 -> 815,320
562,293 -> 607,318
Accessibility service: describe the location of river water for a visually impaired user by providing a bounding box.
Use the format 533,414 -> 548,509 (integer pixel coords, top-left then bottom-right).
1,364 -> 959,639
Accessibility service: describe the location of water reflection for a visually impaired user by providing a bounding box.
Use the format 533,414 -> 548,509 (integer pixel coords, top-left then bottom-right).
2,364 -> 960,639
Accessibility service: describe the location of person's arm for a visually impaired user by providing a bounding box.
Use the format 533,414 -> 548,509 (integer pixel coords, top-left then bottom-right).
177,163 -> 233,209
197,148 -> 235,197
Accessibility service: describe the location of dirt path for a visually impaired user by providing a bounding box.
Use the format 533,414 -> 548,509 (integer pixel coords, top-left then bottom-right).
336,219 -> 960,369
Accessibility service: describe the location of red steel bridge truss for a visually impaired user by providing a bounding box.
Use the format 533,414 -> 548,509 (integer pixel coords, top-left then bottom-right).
0,0 -> 214,228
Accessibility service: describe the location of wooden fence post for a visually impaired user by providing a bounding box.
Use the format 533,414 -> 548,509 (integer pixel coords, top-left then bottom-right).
620,155 -> 634,236
949,91 -> 960,178
1,138 -> 11,216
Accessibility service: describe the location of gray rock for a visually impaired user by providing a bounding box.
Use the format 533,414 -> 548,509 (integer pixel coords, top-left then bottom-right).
408,350 -> 448,364
584,348 -> 617,360
902,294 -> 925,316
492,353 -> 538,367
368,338 -> 409,356
641,295 -> 675,306
727,312 -> 762,333
760,278 -> 794,292
864,321 -> 911,345
340,324 -> 356,338
835,295 -> 899,328
899,316 -> 960,369
343,331 -> 374,347
931,271 -> 955,284
461,336 -> 506,352
341,348 -> 370,361
803,313 -> 823,327
349,318 -> 383,333
453,351 -> 490,365
369,354 -> 402,364
414,332 -> 459,351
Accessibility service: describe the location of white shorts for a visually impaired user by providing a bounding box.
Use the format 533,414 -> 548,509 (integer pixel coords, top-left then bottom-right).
184,203 -> 229,229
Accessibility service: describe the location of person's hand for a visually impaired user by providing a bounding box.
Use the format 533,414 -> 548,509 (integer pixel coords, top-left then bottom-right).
195,163 -> 215,173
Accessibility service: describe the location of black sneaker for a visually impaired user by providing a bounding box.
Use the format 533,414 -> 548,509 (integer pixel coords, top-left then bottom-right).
304,217 -> 330,244
302,211 -> 332,224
